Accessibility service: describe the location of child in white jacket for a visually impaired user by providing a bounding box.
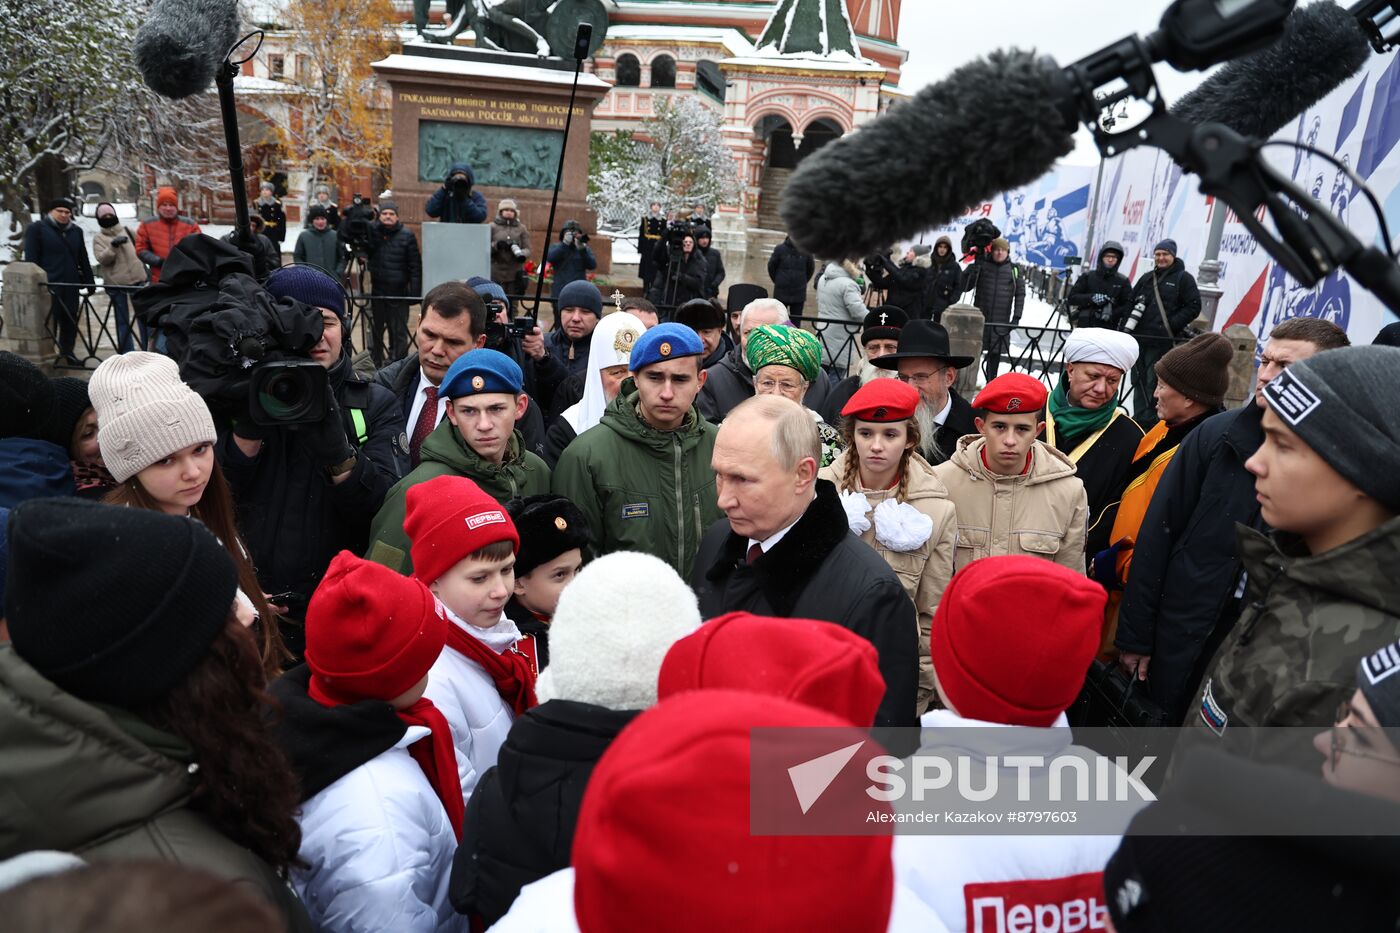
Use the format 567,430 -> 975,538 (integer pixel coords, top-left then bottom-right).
405,475 -> 539,808
271,551 -> 467,932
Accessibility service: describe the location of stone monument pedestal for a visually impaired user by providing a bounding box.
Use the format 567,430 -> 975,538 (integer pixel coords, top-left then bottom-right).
372,46 -> 613,278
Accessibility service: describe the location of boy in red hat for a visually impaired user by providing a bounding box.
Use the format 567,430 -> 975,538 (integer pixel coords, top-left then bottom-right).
897,555 -> 1126,933
932,373 -> 1088,570
270,551 -> 467,932
403,474 -> 538,805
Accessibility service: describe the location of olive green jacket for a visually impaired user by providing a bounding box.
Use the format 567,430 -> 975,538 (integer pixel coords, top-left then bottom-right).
1188,517 -> 1400,768
365,419 -> 550,575
551,382 -> 722,579
0,646 -> 310,930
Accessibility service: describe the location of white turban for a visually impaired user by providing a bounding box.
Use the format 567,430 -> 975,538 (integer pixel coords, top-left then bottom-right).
1063,328 -> 1139,373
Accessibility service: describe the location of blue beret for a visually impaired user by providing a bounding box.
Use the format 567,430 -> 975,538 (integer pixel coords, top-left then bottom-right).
440,348 -> 523,399
630,323 -> 704,371
557,280 -> 602,317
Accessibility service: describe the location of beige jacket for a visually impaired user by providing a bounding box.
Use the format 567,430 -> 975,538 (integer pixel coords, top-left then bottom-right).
933,436 -> 1088,572
92,223 -> 147,286
820,451 -> 957,715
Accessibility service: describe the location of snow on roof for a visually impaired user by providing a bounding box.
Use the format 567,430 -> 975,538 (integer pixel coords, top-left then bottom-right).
756,0 -> 861,57
233,74 -> 304,94
371,53 -> 613,89
603,24 -> 755,56
721,49 -> 883,73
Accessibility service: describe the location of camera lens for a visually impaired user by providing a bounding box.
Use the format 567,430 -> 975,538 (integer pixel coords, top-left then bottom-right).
256,366 -> 322,422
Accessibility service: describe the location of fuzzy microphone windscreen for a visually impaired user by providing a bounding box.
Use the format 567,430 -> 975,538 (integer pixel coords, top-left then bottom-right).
134,0 -> 242,99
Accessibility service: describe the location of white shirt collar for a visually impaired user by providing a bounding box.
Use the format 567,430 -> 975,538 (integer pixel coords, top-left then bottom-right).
747,493 -> 816,556
933,394 -> 953,428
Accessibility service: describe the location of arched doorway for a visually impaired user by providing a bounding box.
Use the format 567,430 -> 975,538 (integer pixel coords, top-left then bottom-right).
650,54 -> 677,88
756,114 -> 797,170
796,118 -> 843,162
614,53 -> 640,87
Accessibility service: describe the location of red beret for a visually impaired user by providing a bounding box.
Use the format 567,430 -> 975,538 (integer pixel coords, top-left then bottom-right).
972,373 -> 1047,414
840,378 -> 920,423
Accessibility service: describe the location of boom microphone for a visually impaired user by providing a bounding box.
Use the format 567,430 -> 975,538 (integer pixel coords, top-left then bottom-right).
134,0 -> 242,98
779,50 -> 1077,260
1170,1 -> 1372,138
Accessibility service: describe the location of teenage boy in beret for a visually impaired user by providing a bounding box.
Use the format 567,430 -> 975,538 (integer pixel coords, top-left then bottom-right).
933,373 -> 1088,570
553,323 -> 723,578
367,349 -> 550,575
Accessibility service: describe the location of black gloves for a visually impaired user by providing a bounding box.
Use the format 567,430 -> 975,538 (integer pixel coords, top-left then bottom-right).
303,386 -> 355,469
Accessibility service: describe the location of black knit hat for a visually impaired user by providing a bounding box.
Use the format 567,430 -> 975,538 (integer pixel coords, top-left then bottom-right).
39,376 -> 92,452
0,352 -> 57,441
1154,332 -> 1233,407
5,498 -> 238,706
674,298 -> 725,332
507,494 -> 591,577
1105,748 -> 1400,932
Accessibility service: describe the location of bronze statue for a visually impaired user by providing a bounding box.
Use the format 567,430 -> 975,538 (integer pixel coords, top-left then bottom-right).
414,0 -> 608,58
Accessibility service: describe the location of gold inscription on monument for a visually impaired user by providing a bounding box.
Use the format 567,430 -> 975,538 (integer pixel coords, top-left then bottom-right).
401,93 -> 586,130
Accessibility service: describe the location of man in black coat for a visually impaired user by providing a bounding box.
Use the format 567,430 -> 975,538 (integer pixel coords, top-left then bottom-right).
1126,238 -> 1202,421
767,235 -> 815,316
219,266 -> 408,657
1067,240 -> 1132,328
365,201 -> 422,368
1114,317 -> 1350,723
22,197 -> 94,364
254,181 -> 286,250
695,226 -> 725,300
637,202 -> 666,293
870,319 -> 977,465
962,237 -> 1024,380
694,396 -> 918,728
868,245 -> 930,320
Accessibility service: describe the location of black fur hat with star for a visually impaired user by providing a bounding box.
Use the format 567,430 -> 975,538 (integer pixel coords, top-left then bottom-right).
507,494 -> 592,577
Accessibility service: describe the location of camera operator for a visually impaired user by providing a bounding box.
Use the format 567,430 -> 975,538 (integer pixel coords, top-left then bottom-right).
472,275 -> 566,426
218,265 -> 406,657
424,162 -> 487,224
489,198 -> 531,296
865,244 -> 931,320
646,227 -> 708,308
961,236 -> 1024,381
340,194 -> 376,260
547,219 -> 597,296
1066,241 -> 1132,329
365,201 -> 422,368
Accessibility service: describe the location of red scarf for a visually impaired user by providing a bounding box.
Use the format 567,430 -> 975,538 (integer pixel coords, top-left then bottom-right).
308,681 -> 464,841
446,623 -> 538,716
397,697 -> 465,841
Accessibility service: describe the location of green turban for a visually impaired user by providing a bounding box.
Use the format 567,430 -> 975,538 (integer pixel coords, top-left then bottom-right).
745,324 -> 822,382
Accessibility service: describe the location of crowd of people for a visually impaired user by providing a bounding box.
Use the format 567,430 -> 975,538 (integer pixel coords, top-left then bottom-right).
5,184 -> 1400,930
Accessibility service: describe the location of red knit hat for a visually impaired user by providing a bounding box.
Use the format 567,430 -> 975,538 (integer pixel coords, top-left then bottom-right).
573,690 -> 894,933
840,378 -> 920,423
155,186 -> 177,207
930,556 -> 1105,726
404,475 -> 520,586
657,612 -> 885,726
972,373 -> 1048,414
304,550 -> 448,704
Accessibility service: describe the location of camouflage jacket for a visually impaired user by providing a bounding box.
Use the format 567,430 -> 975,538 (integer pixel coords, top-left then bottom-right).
1187,517 -> 1400,768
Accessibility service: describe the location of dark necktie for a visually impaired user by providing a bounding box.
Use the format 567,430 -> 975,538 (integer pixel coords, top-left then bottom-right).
409,386 -> 438,468
747,543 -> 763,565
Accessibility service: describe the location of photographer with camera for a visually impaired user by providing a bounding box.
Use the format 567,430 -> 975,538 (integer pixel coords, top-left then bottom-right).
865,244 -> 930,320
339,194 -> 376,258
1067,241 -> 1132,329
547,219 -> 597,297
293,205 -> 345,279
425,162 -> 488,225
365,201 -> 422,369
472,275 -> 566,435
489,198 -> 532,296
647,226 -> 708,308
218,264 -> 406,657
961,236 -> 1024,381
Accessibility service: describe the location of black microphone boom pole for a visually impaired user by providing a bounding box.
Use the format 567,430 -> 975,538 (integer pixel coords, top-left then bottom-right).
215,32 -> 263,249
532,23 -> 594,320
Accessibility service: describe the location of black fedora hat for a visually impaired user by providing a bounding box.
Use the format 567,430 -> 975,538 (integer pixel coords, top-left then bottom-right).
873,319 -> 975,369
726,283 -> 769,314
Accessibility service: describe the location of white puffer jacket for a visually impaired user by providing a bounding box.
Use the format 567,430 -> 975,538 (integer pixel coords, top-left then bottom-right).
488,867 -> 951,933
424,610 -> 521,805
292,726 -> 468,932
893,710 -> 1136,933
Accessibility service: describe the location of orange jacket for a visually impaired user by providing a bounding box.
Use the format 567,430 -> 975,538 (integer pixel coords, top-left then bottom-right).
135,215 -> 202,283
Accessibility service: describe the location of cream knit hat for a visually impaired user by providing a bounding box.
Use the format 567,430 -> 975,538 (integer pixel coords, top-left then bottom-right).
535,551 -> 701,711
89,352 -> 217,482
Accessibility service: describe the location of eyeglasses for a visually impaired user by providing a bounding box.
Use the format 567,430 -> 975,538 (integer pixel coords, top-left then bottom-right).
756,379 -> 806,394
896,368 -> 946,385
1330,700 -> 1400,770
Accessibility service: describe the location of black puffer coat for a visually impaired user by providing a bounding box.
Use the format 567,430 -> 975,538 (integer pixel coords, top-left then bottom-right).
1067,241 -> 1132,327
767,236 -> 815,305
925,236 -> 963,319
449,699 -> 639,927
962,256 -> 1025,325
692,480 -> 918,729
366,220 -> 421,295
1128,257 -> 1202,338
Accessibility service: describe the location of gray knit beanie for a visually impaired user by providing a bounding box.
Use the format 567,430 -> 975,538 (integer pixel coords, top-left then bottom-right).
1261,345 -> 1400,511
89,352 -> 217,482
